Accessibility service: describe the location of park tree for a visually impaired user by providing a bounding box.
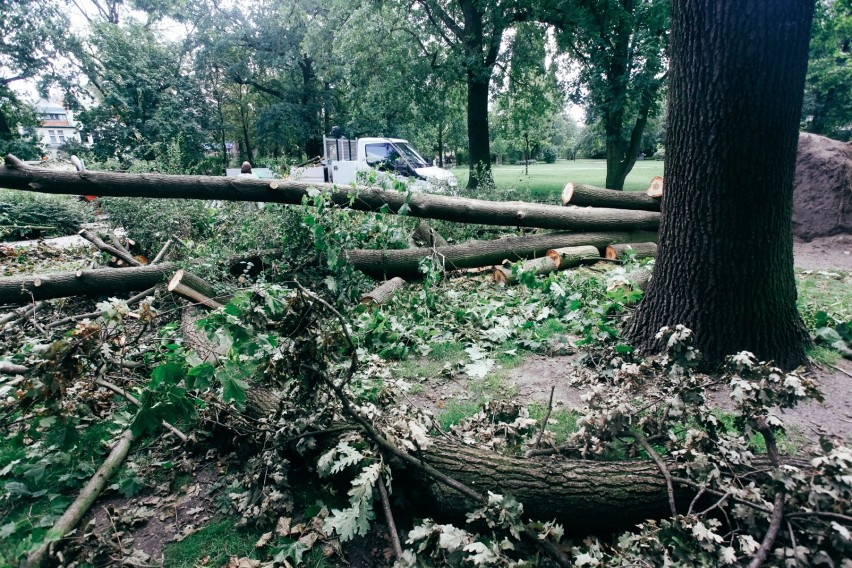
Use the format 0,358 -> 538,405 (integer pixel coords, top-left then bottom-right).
401,0 -> 532,189
497,23 -> 562,175
77,21 -> 212,166
542,0 -> 668,189
0,0 -> 76,157
803,0 -> 852,139
625,0 -> 815,369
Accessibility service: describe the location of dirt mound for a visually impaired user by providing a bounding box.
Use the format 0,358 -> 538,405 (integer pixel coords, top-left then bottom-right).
793,133 -> 852,241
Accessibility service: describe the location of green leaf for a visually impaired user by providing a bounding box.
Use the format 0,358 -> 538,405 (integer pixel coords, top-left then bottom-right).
130,392 -> 161,437
186,363 -> 215,390
150,363 -> 185,389
217,362 -> 248,410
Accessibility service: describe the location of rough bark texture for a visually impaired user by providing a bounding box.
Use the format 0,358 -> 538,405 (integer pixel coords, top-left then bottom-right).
493,257 -> 558,285
545,245 -> 602,269
562,182 -> 661,212
361,277 -> 406,306
413,221 -> 449,248
345,231 -> 658,278
0,157 -> 659,233
625,0 -> 814,368
417,437 -> 677,531
605,242 -> 658,260
0,264 -> 176,303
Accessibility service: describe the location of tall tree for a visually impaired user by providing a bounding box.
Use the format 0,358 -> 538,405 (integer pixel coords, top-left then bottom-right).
625,0 -> 814,368
0,0 -> 74,154
803,0 -> 852,139
497,23 -> 561,175
542,0 -> 668,189
405,0 -> 531,189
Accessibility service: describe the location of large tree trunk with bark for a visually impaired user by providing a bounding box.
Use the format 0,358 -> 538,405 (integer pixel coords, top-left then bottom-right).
0,157 -> 660,233
416,437 -> 677,532
344,230 -> 657,278
466,76 -> 493,190
0,264 -> 176,303
625,0 -> 814,369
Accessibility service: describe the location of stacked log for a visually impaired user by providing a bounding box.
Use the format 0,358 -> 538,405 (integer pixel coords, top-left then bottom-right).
494,245 -> 600,285
605,242 -> 658,261
561,182 -> 661,212
345,231 -> 657,278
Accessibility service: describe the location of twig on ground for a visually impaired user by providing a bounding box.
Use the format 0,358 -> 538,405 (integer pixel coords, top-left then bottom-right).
532,386 -> 555,450
151,239 -> 173,265
377,470 -> 403,560
47,286 -> 158,329
79,229 -> 141,267
632,429 -> 677,517
746,417 -> 784,568
94,377 -> 188,442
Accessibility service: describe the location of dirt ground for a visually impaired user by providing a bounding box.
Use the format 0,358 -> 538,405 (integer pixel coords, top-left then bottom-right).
410,240 -> 852,448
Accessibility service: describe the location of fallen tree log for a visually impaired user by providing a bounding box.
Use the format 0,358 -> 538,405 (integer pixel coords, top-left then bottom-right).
79,229 -> 142,267
360,277 -> 406,306
0,263 -> 176,303
168,269 -> 230,309
561,182 -> 661,212
545,245 -> 602,269
416,436 -> 677,532
1,155 -> 659,233
647,176 -> 664,198
605,242 -> 658,260
345,230 -> 658,278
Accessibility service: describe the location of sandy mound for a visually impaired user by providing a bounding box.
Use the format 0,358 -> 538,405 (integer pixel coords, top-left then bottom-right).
793,133 -> 852,241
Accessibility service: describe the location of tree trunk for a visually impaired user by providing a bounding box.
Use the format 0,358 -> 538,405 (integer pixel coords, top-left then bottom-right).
625,0 -> 814,369
412,437 -> 678,532
344,230 -> 657,278
0,263 -> 176,304
545,245 -> 601,269
466,75 -> 492,190
0,158 -> 660,234
562,182 -> 661,211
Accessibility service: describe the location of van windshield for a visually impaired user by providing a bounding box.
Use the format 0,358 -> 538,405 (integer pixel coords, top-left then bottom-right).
392,142 -> 427,168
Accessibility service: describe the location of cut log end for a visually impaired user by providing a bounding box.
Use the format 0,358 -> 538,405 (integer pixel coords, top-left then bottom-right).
493,266 -> 511,285
561,182 -> 575,206
605,242 -> 659,261
360,277 -> 406,306
647,176 -> 664,198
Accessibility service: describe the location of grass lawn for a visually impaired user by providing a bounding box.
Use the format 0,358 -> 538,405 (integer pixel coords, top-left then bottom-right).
451,159 -> 665,202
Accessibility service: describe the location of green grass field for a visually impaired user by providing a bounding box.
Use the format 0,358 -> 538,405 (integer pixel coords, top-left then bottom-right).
452,159 -> 665,202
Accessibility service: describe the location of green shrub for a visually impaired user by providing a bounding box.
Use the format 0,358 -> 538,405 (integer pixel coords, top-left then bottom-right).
541,145 -> 558,164
0,189 -> 94,241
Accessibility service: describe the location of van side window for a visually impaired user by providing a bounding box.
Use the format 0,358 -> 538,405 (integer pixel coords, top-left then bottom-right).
365,143 -> 390,165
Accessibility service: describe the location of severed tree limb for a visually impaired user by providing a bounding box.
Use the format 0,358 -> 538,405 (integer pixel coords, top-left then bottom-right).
346,230 -> 658,278
747,418 -> 785,568
0,361 -> 28,375
79,229 -> 141,267
360,277 -> 406,306
46,286 -> 158,329
633,430 -> 678,517
0,263 -> 177,303
150,239 -> 173,265
94,378 -> 187,442
24,429 -> 137,568
377,472 -> 403,561
107,231 -> 134,259
532,386 -> 555,450
0,301 -> 46,332
2,154 -> 660,233
562,182 -> 661,211
605,242 -> 658,261
167,269 -> 230,309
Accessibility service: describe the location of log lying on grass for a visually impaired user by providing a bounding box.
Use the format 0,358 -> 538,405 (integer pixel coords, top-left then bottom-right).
494,245 -> 600,285
360,277 -> 406,305
345,230 -> 658,278
562,182 -> 661,212
1,154 -> 659,233
647,176 -> 664,198
0,263 -> 176,303
417,437 -> 677,532
605,242 -> 658,260
413,221 -> 448,248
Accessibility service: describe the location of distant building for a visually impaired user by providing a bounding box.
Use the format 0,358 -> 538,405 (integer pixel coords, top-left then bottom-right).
27,100 -> 92,159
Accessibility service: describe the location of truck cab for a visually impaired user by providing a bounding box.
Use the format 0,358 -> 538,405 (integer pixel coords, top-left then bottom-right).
295,136 -> 457,193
